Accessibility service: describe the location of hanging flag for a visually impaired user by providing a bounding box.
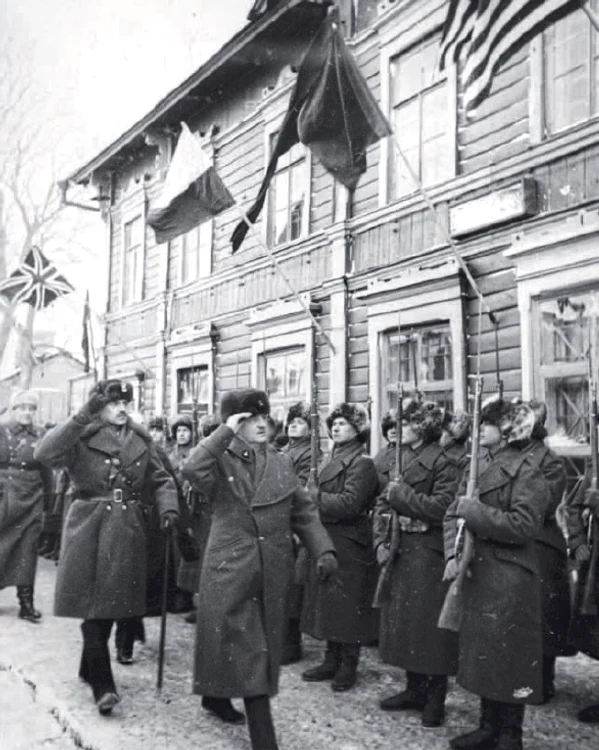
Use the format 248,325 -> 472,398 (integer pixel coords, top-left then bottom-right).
0,246 -> 74,310
82,290 -> 91,373
439,0 -> 581,112
231,16 -> 391,252
147,122 -> 235,245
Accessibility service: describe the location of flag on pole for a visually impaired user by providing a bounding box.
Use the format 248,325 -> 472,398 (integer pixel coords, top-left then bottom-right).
82,290 -> 91,373
439,0 -> 581,112
0,246 -> 74,310
231,15 -> 391,252
147,122 -> 235,245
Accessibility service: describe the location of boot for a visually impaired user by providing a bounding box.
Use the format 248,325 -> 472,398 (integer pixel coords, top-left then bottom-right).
450,697 -> 500,749
495,703 -> 525,750
244,695 -> 279,750
115,620 -> 134,665
422,675 -> 448,727
201,697 -> 246,724
302,641 -> 341,681
380,671 -> 428,711
332,643 -> 360,692
578,703 -> 599,723
281,618 -> 303,665
541,656 -> 555,703
184,609 -> 197,624
17,586 -> 42,623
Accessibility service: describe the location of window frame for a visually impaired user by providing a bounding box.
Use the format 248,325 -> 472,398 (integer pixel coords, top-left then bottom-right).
168,334 -> 215,420
119,189 -> 146,309
178,219 -> 213,287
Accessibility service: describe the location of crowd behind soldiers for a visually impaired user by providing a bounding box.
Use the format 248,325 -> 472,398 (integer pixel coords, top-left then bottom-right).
0,381 -> 598,750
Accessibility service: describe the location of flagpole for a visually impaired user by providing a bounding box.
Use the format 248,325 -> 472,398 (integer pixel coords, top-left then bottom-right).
87,297 -> 99,385
389,134 -> 496,325
581,1 -> 599,34
233,203 -> 337,355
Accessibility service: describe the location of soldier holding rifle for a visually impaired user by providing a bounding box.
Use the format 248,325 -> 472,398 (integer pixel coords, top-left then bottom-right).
374,397 -> 459,727
566,377 -> 599,724
443,399 -> 549,750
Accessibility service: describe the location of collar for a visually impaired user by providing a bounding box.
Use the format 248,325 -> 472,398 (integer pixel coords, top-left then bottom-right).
8,420 -> 37,437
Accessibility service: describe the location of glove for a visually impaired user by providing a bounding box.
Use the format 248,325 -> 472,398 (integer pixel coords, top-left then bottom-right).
316,552 -> 338,582
306,484 -> 319,504
161,510 -> 179,531
575,544 -> 591,563
456,493 -> 478,518
443,558 -> 458,582
584,488 -> 599,514
376,544 -> 390,566
77,389 -> 110,420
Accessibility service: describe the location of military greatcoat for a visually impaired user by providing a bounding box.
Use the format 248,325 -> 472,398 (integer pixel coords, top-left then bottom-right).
374,442 -> 459,675
34,414 -> 178,619
301,439 -> 380,645
443,447 -> 549,704
0,421 -> 53,588
373,442 -> 396,494
182,424 -> 334,699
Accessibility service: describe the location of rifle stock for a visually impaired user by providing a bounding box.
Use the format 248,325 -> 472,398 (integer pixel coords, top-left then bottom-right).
438,376 -> 483,632
581,378 -> 599,616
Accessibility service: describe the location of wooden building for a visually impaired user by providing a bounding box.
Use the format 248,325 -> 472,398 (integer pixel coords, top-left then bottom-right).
62,0 -> 599,486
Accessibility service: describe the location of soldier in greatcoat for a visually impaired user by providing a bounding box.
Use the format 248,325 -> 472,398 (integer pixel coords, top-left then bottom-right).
440,408 -> 471,476
301,402 -> 379,692
34,380 -> 179,716
0,390 -> 53,622
182,388 -> 336,750
443,400 -> 549,750
281,401 -> 313,664
374,399 -> 459,728
512,399 -> 570,703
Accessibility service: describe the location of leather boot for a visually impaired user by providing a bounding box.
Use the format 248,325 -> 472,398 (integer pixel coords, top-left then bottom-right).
302,641 -> 341,681
495,703 -> 525,750
244,695 -> 279,750
17,586 -> 42,623
450,697 -> 500,749
541,656 -> 556,703
578,703 -> 599,723
380,671 -> 427,711
422,675 -> 448,727
332,643 -> 360,692
202,697 -> 246,724
281,618 -> 303,665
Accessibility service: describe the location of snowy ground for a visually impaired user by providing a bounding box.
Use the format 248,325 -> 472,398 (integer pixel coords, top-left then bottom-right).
0,558 -> 598,749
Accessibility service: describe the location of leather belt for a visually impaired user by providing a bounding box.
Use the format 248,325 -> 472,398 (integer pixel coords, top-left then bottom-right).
77,489 -> 140,504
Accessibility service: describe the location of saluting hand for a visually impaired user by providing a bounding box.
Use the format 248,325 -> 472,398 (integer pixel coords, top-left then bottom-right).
226,412 -> 254,433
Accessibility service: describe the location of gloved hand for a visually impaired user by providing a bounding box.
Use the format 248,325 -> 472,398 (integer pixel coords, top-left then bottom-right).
316,552 -> 338,582
575,544 -> 591,563
307,485 -> 320,505
78,388 -> 110,419
161,510 -> 179,531
456,492 -> 479,518
376,544 -> 390,566
443,558 -> 458,582
584,488 -> 599,514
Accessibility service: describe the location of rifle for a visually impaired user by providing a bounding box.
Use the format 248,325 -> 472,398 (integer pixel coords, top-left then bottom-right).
581,377 -> 599,616
307,324 -> 319,494
373,318 -> 403,608
156,523 -> 173,691
438,375 -> 484,631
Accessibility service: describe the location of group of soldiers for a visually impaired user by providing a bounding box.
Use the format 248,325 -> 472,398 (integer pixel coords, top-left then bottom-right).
0,379 -> 598,750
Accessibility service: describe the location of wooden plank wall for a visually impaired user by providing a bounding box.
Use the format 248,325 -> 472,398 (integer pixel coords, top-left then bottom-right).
347,298 -> 369,406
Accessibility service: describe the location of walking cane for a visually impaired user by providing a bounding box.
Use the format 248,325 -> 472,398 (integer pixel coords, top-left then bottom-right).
157,522 -> 173,692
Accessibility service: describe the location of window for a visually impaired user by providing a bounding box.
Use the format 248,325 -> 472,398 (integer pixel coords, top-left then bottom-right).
122,215 -> 144,305
267,138 -> 308,246
381,322 -> 454,415
181,221 -> 212,285
543,2 -> 599,134
258,346 -> 307,422
389,34 -> 453,198
177,365 -> 210,417
533,289 -> 599,447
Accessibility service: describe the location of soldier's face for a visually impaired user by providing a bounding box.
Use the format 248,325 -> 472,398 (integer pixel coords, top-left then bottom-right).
330,417 -> 358,444
401,421 -> 420,446
237,414 -> 268,444
149,428 -> 164,444
176,426 -> 192,445
386,426 -> 398,443
479,422 -> 501,447
100,400 -> 129,426
13,403 -> 36,426
288,418 -> 310,439
439,429 -> 453,448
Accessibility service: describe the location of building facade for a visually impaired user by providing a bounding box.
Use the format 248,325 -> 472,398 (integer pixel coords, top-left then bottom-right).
64,0 -> 599,492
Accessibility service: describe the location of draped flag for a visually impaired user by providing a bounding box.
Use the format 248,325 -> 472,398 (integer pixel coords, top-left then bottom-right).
82,290 -> 91,373
0,246 -> 74,310
148,122 -> 235,244
231,15 -> 391,252
439,0 -> 581,112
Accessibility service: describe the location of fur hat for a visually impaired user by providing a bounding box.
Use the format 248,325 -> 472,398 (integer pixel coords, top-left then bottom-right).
286,401 -> 311,427
480,396 -> 511,427
220,389 -> 270,423
171,413 -> 194,439
148,416 -> 165,431
90,379 -> 134,404
444,409 -> 471,444
502,402 -> 536,444
407,401 -> 444,443
10,389 -> 39,410
381,410 -> 397,440
326,402 -> 370,443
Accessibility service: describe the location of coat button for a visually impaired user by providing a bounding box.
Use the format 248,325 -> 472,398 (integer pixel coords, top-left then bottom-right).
258,536 -> 265,541
228,476 -> 234,482
243,451 -> 249,458
105,459 -> 110,464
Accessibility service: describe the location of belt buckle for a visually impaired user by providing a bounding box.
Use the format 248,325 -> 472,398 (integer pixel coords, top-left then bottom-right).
113,488 -> 123,503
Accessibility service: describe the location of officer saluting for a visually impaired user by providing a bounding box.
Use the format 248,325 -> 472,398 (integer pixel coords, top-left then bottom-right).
34,379 -> 179,715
